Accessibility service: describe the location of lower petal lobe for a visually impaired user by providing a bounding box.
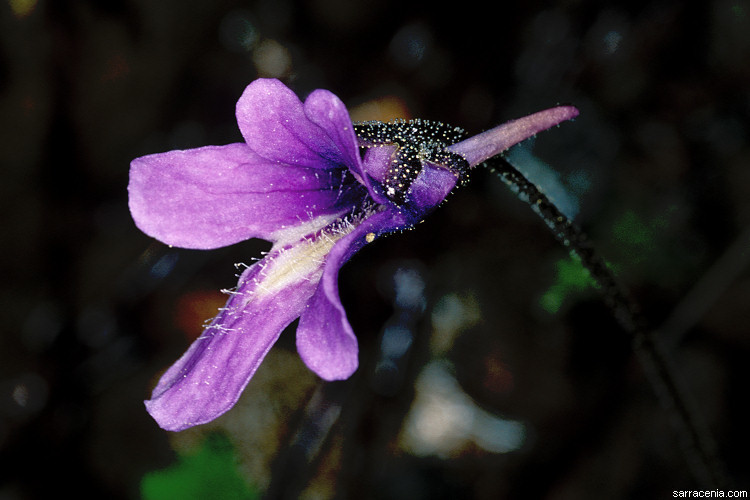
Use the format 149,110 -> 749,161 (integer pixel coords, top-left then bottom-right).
145,248 -> 322,431
296,209 -> 408,380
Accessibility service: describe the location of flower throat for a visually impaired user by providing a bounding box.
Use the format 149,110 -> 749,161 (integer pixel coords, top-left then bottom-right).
354,119 -> 470,204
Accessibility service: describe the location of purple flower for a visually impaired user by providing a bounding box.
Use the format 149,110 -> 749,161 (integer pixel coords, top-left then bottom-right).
129,78 -> 578,431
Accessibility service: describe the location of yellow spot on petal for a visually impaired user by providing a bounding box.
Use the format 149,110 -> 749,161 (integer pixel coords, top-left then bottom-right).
365,232 -> 376,243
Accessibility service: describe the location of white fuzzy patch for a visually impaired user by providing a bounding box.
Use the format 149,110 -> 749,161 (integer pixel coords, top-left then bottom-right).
249,216 -> 358,302
267,209 -> 348,246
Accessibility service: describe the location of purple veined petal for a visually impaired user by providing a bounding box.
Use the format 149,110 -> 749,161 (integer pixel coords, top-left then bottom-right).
360,145 -> 394,185
358,145 -> 396,205
294,166 -> 457,381
401,162 -> 460,223
144,225 -> 354,431
128,143 -> 358,249
236,79 -> 354,169
304,88 -> 391,205
303,88 -> 361,174
145,277 -> 314,431
447,106 -> 580,167
296,208 -> 408,380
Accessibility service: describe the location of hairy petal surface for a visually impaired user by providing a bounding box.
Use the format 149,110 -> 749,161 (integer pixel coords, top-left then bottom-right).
359,145 -> 396,204
128,143 -> 355,249
401,163 -> 460,223
144,228 -> 350,431
145,267 -> 318,431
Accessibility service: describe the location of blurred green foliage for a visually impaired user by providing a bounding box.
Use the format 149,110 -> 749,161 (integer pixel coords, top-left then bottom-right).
540,255 -> 597,314
141,433 -> 258,500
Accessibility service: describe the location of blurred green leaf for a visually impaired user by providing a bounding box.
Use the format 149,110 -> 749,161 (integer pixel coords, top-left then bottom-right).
141,433 -> 258,500
540,255 -> 598,313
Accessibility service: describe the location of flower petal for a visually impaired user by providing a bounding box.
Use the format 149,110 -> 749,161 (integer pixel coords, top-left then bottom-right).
305,88 -> 391,204
145,246 -> 324,431
237,79 -> 355,170
303,88 -> 361,173
359,145 -> 396,204
296,209 -> 407,380
401,162 -> 460,223
128,143 -> 358,249
295,164 -> 458,381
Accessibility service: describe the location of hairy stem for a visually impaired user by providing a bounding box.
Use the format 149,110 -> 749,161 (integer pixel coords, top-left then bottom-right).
488,156 -> 729,489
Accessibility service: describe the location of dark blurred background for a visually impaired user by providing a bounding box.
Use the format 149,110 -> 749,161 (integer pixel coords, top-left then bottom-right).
1,0 -> 749,498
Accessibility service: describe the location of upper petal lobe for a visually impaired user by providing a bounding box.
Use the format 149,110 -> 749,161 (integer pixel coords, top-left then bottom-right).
236,79 -> 359,172
128,143 -> 357,249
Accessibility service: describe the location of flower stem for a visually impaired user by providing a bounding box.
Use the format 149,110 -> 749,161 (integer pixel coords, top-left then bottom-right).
488,156 -> 729,490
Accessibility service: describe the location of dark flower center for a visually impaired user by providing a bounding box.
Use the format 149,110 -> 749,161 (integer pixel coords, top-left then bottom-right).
354,119 -> 469,204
